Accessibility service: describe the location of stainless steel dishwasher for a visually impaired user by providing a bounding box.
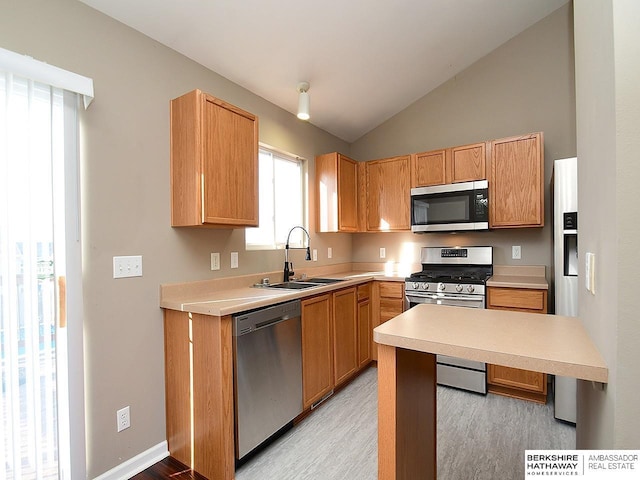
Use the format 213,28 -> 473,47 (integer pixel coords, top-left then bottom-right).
233,300 -> 303,460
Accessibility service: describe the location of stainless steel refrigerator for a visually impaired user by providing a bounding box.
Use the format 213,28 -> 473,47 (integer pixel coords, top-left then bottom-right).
553,157 -> 578,423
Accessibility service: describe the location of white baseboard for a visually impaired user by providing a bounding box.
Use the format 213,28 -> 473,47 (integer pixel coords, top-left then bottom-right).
93,441 -> 169,480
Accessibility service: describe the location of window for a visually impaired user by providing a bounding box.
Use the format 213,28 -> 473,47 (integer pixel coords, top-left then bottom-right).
246,146 -> 307,249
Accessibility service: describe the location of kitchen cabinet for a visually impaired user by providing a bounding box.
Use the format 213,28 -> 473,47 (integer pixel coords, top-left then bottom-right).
357,162 -> 367,232
301,294 -> 334,409
487,286 -> 548,403
489,132 -> 544,228
315,152 -> 359,232
371,281 -> 405,361
411,142 -> 486,188
366,155 -> 411,231
357,283 -> 372,368
333,287 -> 359,386
163,310 -> 234,480
170,89 -> 259,227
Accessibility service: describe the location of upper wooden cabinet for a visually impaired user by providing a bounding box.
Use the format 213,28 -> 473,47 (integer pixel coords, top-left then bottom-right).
411,142 -> 486,188
315,153 -> 358,232
366,155 -> 411,232
170,89 -> 259,227
451,142 -> 487,183
489,132 -> 544,228
411,149 -> 447,187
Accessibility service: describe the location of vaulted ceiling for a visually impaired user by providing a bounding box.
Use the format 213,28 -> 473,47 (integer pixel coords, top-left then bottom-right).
80,0 -> 568,142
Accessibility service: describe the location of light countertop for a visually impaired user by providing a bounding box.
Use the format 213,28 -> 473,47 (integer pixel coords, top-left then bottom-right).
373,303 -> 607,383
487,265 -> 548,289
160,268 -> 406,317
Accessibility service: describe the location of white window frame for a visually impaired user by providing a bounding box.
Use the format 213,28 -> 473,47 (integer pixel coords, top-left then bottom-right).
245,144 -> 308,250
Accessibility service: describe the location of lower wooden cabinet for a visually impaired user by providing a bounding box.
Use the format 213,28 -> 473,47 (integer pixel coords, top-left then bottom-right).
487,286 -> 548,403
301,294 -> 334,409
333,287 -> 358,386
357,283 -> 372,368
301,285 -> 374,409
371,281 -> 405,361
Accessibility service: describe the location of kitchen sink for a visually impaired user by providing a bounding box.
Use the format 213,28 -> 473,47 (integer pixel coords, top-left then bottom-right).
257,278 -> 345,290
264,281 -> 319,290
304,278 -> 345,284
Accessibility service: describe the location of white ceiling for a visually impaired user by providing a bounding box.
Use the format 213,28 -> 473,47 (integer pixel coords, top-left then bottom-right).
80,0 -> 568,142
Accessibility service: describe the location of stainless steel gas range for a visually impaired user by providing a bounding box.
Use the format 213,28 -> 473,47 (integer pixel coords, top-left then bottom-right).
405,246 -> 493,394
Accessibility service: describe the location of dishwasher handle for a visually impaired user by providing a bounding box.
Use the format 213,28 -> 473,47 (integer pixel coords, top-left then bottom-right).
233,300 -> 301,336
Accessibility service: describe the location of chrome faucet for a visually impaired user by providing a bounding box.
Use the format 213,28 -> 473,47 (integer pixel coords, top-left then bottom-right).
284,226 -> 311,281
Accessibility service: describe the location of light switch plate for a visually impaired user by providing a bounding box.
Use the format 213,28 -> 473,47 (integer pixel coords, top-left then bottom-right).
380,247 -> 386,259
113,255 -> 142,278
312,249 -> 318,261
586,252 -> 595,294
327,247 -> 332,259
231,252 -> 239,269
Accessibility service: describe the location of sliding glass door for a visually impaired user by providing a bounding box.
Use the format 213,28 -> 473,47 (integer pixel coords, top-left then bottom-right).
0,74 -> 72,479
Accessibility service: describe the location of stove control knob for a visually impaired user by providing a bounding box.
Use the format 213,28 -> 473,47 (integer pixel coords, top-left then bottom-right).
437,282 -> 445,291
422,283 -> 430,290
412,282 -> 420,290
455,284 -> 463,293
467,285 -> 475,293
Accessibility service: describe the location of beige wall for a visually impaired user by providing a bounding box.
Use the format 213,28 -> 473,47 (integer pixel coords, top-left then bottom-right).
350,3 -> 576,288
574,0 -> 640,448
0,0 -> 351,476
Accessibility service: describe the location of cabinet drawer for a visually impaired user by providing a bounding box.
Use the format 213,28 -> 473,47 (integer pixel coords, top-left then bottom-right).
378,282 -> 403,299
487,287 -> 547,312
357,283 -> 371,302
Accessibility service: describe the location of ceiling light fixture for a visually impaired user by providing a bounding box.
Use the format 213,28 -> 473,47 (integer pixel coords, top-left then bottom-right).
297,81 -> 310,120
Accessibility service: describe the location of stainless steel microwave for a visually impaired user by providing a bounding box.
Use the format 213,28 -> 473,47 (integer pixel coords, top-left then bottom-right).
411,180 -> 489,233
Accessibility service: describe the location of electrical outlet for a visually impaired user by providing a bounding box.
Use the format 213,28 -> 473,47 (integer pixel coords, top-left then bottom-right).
312,249 -> 318,261
117,406 -> 130,432
231,252 -> 239,269
210,252 -> 220,270
327,247 -> 332,259
512,246 -> 521,260
379,247 -> 386,259
113,255 -> 143,278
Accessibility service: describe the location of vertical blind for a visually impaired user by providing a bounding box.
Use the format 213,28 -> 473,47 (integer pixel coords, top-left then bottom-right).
0,73 -> 64,479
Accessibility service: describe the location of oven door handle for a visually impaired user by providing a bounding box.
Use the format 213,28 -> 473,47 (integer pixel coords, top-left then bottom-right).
407,293 -> 482,302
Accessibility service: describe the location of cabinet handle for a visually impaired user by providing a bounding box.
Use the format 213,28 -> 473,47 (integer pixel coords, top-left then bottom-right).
57,276 -> 67,328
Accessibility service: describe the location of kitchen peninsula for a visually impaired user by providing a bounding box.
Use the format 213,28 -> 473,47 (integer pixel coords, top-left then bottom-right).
374,304 -> 608,480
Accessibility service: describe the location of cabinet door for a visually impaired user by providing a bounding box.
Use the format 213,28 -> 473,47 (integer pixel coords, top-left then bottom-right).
357,162 -> 367,232
333,288 -> 358,386
170,89 -> 258,227
202,95 -> 258,226
357,298 -> 371,368
301,294 -> 334,409
366,155 -> 411,231
338,155 -> 358,231
490,132 -> 544,228
411,149 -> 446,187
450,142 -> 486,183
315,153 -> 358,232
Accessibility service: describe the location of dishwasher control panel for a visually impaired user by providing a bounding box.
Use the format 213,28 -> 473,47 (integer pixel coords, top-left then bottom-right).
233,300 -> 301,336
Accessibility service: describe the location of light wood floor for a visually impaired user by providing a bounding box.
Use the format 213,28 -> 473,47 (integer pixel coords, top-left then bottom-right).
235,366 -> 575,480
